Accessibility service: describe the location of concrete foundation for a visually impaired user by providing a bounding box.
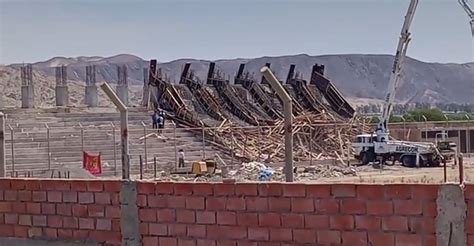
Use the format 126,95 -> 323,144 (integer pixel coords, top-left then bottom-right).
55,86 -> 69,107
85,85 -> 98,107
116,85 -> 129,106
436,184 -> 467,245
21,85 -> 34,108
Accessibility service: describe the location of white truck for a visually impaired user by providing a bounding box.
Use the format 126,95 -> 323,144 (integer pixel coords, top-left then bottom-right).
352,0 -> 444,167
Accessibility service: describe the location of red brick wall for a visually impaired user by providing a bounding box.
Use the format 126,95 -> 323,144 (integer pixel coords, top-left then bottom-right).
0,179 -> 121,245
137,182 -> 438,246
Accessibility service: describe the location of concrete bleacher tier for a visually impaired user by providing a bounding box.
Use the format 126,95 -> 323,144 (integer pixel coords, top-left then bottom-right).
2,107 -> 230,177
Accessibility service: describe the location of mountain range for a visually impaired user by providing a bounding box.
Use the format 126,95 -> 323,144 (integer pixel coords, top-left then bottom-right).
3,53 -> 474,106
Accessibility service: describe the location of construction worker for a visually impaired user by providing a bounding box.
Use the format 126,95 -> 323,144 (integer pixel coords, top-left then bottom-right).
151,110 -> 158,129
178,149 -> 185,168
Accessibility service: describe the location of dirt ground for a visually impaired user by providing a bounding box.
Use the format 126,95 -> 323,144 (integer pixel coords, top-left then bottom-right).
316,156 -> 474,184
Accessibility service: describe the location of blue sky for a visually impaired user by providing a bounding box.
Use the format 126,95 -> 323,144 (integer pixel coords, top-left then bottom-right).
0,0 -> 472,64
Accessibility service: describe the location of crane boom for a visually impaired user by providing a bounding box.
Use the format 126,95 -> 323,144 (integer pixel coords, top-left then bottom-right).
376,0 -> 419,142
458,0 -> 474,35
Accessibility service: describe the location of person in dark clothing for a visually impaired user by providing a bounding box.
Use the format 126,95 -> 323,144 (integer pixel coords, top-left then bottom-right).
151,111 -> 158,129
156,114 -> 163,133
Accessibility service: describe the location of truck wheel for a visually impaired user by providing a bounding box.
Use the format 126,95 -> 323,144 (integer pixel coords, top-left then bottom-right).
401,156 -> 415,167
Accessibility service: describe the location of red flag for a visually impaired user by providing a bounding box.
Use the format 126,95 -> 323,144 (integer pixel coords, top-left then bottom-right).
83,151 -> 102,175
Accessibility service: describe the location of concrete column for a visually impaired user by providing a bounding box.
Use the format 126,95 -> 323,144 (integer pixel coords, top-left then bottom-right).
436,184 -> 466,245
0,112 -> 5,177
55,86 -> 69,106
120,181 -> 140,245
116,85 -> 129,106
85,86 -> 98,107
21,85 -> 34,108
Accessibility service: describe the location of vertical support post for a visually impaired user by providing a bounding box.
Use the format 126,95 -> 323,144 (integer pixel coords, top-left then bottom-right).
309,126 -> 313,166
459,154 -> 464,184
139,155 -> 143,180
45,123 -> 51,170
415,152 -> 420,168
7,124 -> 14,175
79,123 -> 84,153
0,112 -> 5,177
173,121 -> 177,167
443,159 -> 447,182
142,122 -> 147,170
261,67 -> 293,182
111,122 -> 117,176
231,132 -> 234,167
201,121 -> 205,160
153,157 -> 157,179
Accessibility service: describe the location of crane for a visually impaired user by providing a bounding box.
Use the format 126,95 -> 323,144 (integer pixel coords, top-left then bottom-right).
458,0 -> 474,35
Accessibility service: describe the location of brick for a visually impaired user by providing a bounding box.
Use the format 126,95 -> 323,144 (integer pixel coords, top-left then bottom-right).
409,217 -> 435,234
5,214 -> 18,224
0,224 -> 14,237
305,214 -> 329,229
139,223 -> 148,235
226,197 -> 246,210
167,196 -> 186,208
57,204 -> 72,216
382,216 -> 408,232
12,202 -> 26,213
156,182 -> 174,194
18,190 -> 32,201
291,198 -> 314,212
423,201 -> 437,217
330,215 -> 354,230
246,197 -> 268,211
235,183 -> 258,196
356,185 -> 384,199
72,230 -> 89,239
105,206 -> 121,218
395,234 -> 422,246
281,213 -> 304,228
61,191 -> 77,203
168,223 -> 187,236
187,224 -> 206,237
369,232 -> 395,246
186,196 -> 205,210
11,180 -> 27,190
44,228 -> 58,238
424,235 -> 436,246
70,181 -> 87,191
86,181 -> 103,192
282,184 -> 306,197
355,215 -> 381,230
178,238 -> 197,246
259,213 -> 281,227
89,231 -> 121,244
27,227 -> 42,238
385,185 -> 411,199
216,240 -> 236,246
102,181 -> 121,192
25,203 -> 40,214
193,183 -> 214,195
268,197 -> 290,212
332,184 -> 356,198
41,202 -> 55,214
196,211 -> 215,224
79,218 -> 94,230
342,231 -> 367,246
47,191 -> 62,203
88,205 -> 105,217
214,184 -> 235,196
112,219 -> 121,232
237,213 -> 258,226
0,202 -> 11,212
247,227 -> 269,241
96,218 -> 112,231
0,180 -> 10,189
148,195 -> 167,208
95,192 -> 111,205
32,191 -> 46,202
411,185 -> 438,200
57,229 -> 73,238
32,215 -> 47,227
207,197 -> 227,210
175,183 -> 194,195
159,237 -> 177,246
4,190 -> 17,201
466,218 -> 474,234
341,199 -> 365,214
293,229 -> 316,243
317,230 -> 341,244
315,199 -> 339,214
18,214 -> 31,226
270,228 -> 292,241
78,192 -> 94,204
137,195 -> 147,207
157,209 -> 176,222
258,183 -> 283,196
394,200 -> 422,215
367,201 -> 393,215
306,185 -> 331,198
72,204 -> 88,217
466,185 -> 474,199
177,209 -> 195,223
63,217 -> 78,229
197,239 -> 216,246
25,180 -> 40,190
139,209 -> 157,222
47,215 -> 63,228
14,226 -> 28,238
0,190 -> 3,200
217,211 -> 237,225
111,193 -> 120,205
